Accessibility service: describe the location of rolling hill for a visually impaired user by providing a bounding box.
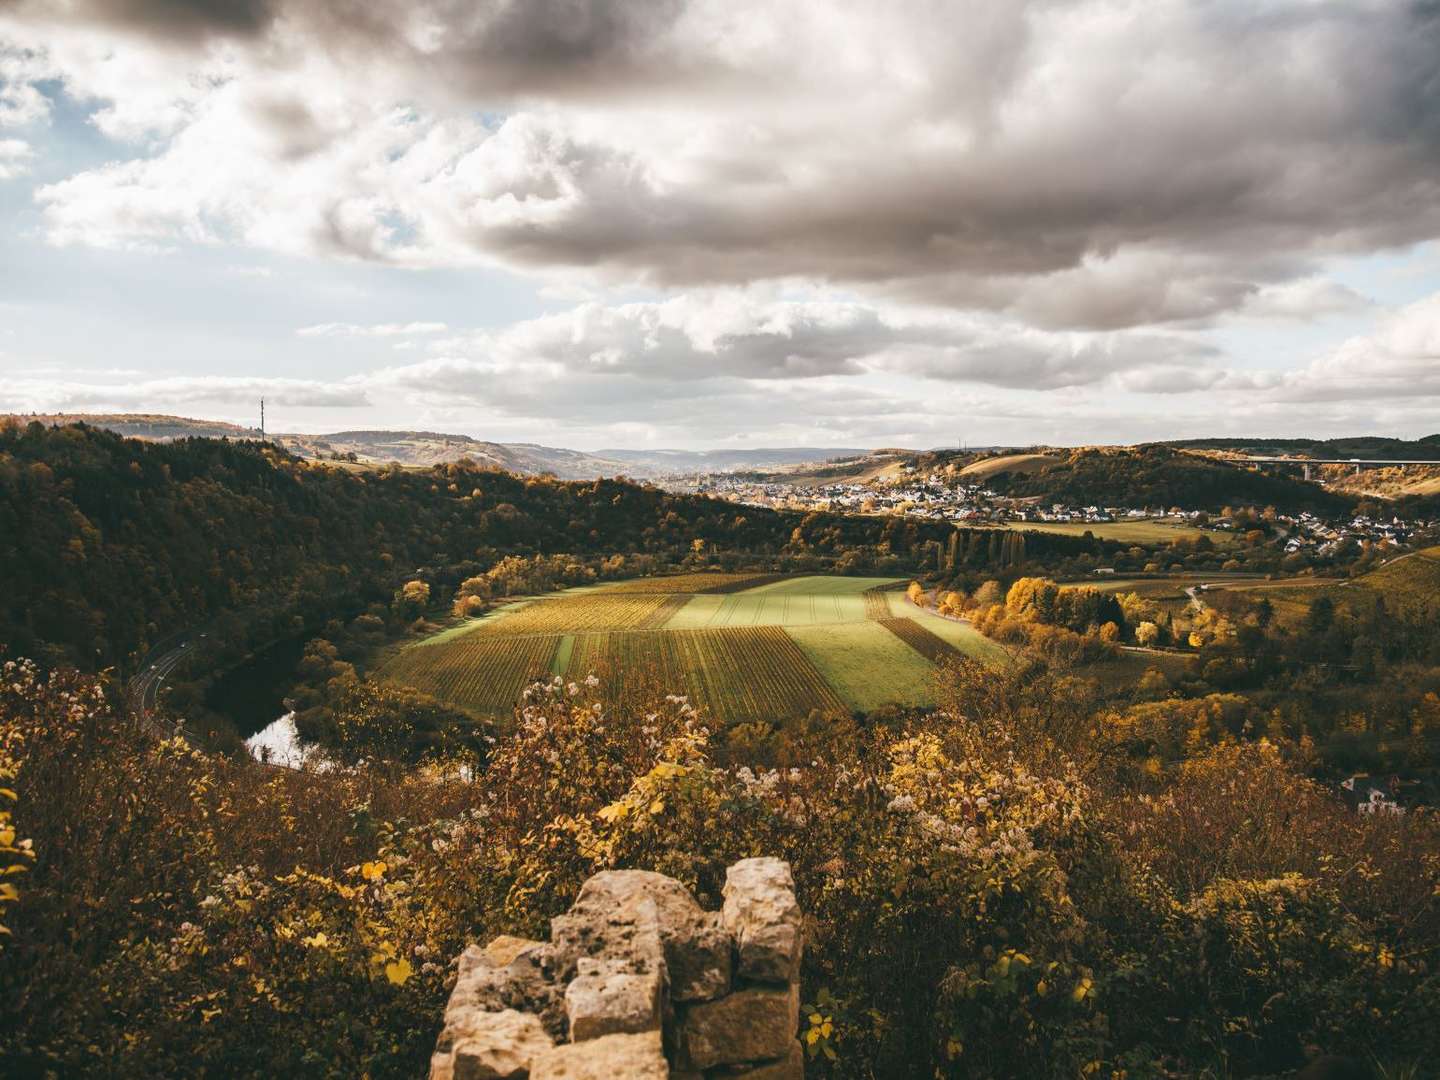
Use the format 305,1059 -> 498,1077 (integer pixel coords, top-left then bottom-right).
3,414 -> 867,480
973,445 -> 1356,515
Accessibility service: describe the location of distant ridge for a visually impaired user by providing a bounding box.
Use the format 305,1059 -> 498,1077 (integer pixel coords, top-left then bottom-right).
3,413 -> 876,480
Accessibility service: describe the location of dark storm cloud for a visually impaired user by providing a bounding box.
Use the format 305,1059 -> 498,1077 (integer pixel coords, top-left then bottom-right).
9,1 -> 1440,331
0,0 -> 277,41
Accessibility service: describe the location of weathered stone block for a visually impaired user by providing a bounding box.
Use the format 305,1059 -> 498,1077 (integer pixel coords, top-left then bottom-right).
721,858 -> 802,983
556,869 -> 731,1002
712,1040 -> 805,1079
429,1008 -> 555,1080
680,984 -> 799,1071
564,956 -> 664,1042
529,1030 -> 669,1080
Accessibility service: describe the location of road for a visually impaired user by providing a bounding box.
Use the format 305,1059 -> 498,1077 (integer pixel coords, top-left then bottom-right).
127,634 -> 201,735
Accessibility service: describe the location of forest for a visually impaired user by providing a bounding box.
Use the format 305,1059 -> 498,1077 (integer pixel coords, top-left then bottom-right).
973,446 -> 1359,515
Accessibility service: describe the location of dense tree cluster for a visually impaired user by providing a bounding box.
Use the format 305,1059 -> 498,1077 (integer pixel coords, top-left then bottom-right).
980,445 -> 1356,515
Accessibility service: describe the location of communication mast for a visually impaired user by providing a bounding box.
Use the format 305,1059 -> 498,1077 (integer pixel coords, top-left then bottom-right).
260,398 -> 266,440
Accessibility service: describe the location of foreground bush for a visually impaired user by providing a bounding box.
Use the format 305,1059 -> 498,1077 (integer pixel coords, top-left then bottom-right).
1,660 -> 1437,1078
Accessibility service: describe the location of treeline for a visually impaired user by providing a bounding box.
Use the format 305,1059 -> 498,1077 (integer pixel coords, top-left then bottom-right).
1166,434 -> 1440,461
981,445 -> 1356,515
1,422 -> 978,673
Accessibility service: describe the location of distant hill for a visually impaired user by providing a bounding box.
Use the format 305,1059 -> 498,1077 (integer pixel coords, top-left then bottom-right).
3,414 -> 867,480
597,446 -> 868,474
966,445 -> 1357,515
13,413 -> 261,440
1166,434 -> 1440,461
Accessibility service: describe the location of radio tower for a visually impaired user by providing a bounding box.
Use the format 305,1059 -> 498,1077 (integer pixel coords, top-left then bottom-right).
260,398 -> 266,440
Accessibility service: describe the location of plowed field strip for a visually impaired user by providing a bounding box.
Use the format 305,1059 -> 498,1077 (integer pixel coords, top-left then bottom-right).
703,573 -> 790,594
380,634 -> 560,715
473,594 -> 670,634
638,594 -> 691,629
877,617 -> 962,663
566,626 -> 846,724
601,570 -> 794,596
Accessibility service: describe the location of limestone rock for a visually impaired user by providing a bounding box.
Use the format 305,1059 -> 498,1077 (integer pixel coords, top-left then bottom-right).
714,1041 -> 805,1079
557,869 -> 731,1002
429,1008 -> 555,1080
668,909 -> 731,1002
483,935 -> 544,968
721,858 -> 802,983
680,984 -> 799,1071
442,939 -> 566,1044
564,956 -> 664,1041
529,1030 -> 669,1080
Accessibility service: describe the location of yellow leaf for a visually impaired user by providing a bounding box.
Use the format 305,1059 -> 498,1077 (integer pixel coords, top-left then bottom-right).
361,861 -> 387,881
649,799 -> 665,815
384,958 -> 412,985
596,801 -> 629,823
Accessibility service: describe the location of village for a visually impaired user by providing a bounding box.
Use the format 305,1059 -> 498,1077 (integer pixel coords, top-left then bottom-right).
687,470 -> 1429,553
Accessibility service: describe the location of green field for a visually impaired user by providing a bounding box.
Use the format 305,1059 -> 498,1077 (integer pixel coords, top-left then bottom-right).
379,573 -> 1004,722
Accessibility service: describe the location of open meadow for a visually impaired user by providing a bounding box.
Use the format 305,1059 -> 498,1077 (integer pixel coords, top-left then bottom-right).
379,573 -> 1001,722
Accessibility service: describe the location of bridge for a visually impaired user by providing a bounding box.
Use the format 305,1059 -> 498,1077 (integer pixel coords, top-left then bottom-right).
1237,455 -> 1440,480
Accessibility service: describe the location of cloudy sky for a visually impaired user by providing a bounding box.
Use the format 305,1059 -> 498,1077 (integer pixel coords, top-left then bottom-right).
2,0 -> 1439,450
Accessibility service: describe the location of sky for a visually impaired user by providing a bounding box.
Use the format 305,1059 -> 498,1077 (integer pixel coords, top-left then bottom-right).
1,0 -> 1439,451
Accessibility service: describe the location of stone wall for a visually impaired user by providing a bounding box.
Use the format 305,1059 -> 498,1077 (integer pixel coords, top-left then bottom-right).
430,857 -> 804,1079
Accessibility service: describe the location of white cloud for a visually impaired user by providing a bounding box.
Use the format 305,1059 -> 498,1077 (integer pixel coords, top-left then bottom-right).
297,320 -> 448,338
0,136 -> 32,178
0,371 -> 370,412
1277,293 -> 1440,402
1239,278 -> 1375,321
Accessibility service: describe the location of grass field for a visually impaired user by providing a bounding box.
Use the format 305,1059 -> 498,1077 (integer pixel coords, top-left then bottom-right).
958,452 -> 1057,480
786,622 -> 938,712
999,519 -> 1236,545
379,572 -> 1016,721
664,575 -> 902,629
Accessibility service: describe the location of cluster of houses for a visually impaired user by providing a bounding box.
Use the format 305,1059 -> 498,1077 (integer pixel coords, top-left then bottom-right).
688,475 -> 1432,553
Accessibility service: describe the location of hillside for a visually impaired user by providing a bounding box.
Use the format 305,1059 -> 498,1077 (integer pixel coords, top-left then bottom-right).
4,414 -> 870,479
958,452 -> 1059,481
976,445 -> 1356,515
1166,434 -> 1440,460
0,421 -> 961,672
596,446 -> 868,474
1356,546 -> 1440,618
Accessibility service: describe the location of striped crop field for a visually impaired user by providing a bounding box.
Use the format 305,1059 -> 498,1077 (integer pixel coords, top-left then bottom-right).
877,617 -> 962,663
380,633 -> 559,715
565,626 -> 847,723
386,573 -> 1006,723
597,572 -> 786,594
472,593 -> 674,635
